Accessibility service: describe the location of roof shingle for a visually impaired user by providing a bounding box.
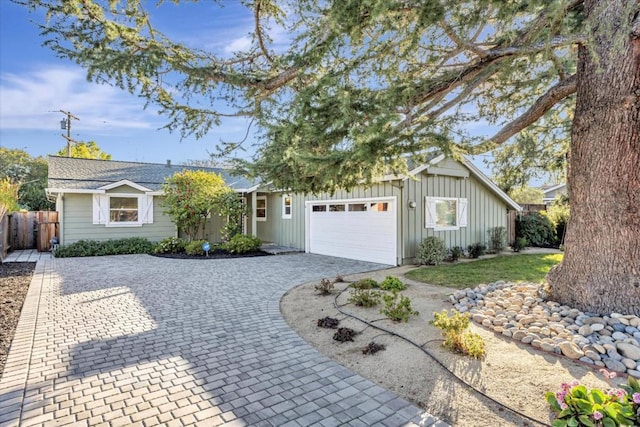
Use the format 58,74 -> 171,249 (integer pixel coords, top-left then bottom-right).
47,156 -> 258,192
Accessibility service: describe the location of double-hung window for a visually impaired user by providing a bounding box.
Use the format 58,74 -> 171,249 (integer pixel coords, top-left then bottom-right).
109,197 -> 139,223
92,194 -> 153,226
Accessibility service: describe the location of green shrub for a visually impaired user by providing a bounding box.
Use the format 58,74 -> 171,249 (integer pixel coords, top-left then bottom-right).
487,226 -> 507,253
430,310 -> 485,359
379,276 -> 406,291
350,278 -> 379,289
511,237 -> 528,252
416,237 -> 447,265
447,246 -> 464,262
53,237 -> 154,258
467,242 -> 486,258
185,239 -> 207,256
348,289 -> 381,307
222,234 -> 262,254
516,211 -> 556,247
153,237 -> 186,254
546,374 -> 640,427
380,291 -> 419,322
547,196 -> 570,246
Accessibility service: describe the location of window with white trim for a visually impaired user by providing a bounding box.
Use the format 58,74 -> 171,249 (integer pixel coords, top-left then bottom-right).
282,195 -> 292,219
110,197 -> 138,223
256,196 -> 267,221
425,197 -> 467,230
92,194 -> 154,226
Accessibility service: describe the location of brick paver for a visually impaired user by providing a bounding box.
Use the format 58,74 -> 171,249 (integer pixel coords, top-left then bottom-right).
0,254 -> 447,426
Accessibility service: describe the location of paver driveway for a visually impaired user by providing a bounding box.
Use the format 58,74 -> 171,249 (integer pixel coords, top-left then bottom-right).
0,254 -> 444,426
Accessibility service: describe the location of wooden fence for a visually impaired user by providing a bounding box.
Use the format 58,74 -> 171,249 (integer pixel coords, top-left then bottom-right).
0,214 -> 9,262
1,211 -> 59,258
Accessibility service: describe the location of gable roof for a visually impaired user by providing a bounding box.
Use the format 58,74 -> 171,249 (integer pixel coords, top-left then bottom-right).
541,182 -> 566,195
401,154 -> 521,211
47,156 -> 259,193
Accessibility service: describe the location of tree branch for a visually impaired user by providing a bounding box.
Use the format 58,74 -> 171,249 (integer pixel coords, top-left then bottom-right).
254,0 -> 274,63
440,19 -> 487,58
414,35 -> 583,108
469,74 -> 577,154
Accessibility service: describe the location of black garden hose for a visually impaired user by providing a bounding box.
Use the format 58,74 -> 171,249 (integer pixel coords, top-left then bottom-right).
333,287 -> 553,427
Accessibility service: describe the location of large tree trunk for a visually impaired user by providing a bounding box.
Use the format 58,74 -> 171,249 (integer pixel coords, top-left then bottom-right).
546,0 -> 640,316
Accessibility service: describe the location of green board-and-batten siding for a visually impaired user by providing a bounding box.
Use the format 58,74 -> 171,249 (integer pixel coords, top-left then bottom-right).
59,192 -> 176,245
255,192 -> 306,249
255,183 -> 403,258
254,158 -> 512,265
403,164 -> 510,262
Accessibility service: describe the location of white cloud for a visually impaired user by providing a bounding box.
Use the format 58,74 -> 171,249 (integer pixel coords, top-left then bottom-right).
223,35 -> 252,54
0,66 -> 158,131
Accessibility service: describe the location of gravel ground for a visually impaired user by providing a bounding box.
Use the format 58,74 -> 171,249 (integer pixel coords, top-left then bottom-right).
281,267 -> 618,427
0,262 -> 34,379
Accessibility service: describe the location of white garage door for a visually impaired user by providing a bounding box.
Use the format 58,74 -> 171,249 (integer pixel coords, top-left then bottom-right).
306,197 -> 397,265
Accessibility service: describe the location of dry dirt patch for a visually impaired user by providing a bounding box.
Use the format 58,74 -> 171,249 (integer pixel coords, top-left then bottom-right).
281,266 -> 620,427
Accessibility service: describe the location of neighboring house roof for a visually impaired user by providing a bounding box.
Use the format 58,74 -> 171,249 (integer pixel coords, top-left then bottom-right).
542,182 -> 567,195
47,156 -> 260,193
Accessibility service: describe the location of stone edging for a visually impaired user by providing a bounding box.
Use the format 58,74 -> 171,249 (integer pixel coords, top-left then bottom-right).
450,281 -> 640,379
0,259 -> 48,426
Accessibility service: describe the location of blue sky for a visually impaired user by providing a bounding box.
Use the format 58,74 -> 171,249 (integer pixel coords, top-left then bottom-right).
0,1 -> 263,164
0,1 -> 509,180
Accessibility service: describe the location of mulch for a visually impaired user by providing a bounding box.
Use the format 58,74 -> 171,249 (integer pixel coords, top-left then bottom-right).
0,262 -> 35,379
151,250 -> 271,260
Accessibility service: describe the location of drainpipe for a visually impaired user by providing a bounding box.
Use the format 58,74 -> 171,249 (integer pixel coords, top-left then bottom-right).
389,180 -> 404,265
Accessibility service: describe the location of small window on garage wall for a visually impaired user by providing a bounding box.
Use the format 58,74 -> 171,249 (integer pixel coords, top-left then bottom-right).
370,202 -> 390,212
348,203 -> 367,212
425,197 -> 467,230
282,194 -> 292,219
256,196 -> 267,221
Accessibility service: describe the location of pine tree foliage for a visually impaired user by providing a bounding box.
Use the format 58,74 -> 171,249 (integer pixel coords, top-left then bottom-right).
18,0 -> 614,193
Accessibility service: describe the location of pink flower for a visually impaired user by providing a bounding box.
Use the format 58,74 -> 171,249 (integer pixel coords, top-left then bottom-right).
599,368 -> 617,382
593,411 -> 603,421
633,392 -> 640,404
607,388 -> 627,402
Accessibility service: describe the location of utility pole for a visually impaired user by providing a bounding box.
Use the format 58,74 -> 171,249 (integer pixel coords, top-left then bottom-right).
59,110 -> 79,157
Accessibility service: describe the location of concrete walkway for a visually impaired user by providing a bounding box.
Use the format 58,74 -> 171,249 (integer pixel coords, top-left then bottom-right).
0,254 -> 445,426
2,250 -> 52,263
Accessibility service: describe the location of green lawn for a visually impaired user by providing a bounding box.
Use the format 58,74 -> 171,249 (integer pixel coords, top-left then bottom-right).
405,253 -> 563,289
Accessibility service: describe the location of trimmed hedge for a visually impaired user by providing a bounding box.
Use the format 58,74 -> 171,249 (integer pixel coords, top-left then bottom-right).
53,237 -> 154,258
222,234 -> 262,254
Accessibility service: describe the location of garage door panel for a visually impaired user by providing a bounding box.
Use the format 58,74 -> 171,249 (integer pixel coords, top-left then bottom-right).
307,198 -> 397,265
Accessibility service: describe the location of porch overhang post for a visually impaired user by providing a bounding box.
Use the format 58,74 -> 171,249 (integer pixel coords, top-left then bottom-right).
251,191 -> 257,237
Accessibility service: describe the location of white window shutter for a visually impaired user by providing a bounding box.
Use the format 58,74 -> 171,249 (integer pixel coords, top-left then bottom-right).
425,197 -> 436,228
141,195 -> 154,224
92,194 -> 108,224
92,195 -> 101,224
458,198 -> 468,227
